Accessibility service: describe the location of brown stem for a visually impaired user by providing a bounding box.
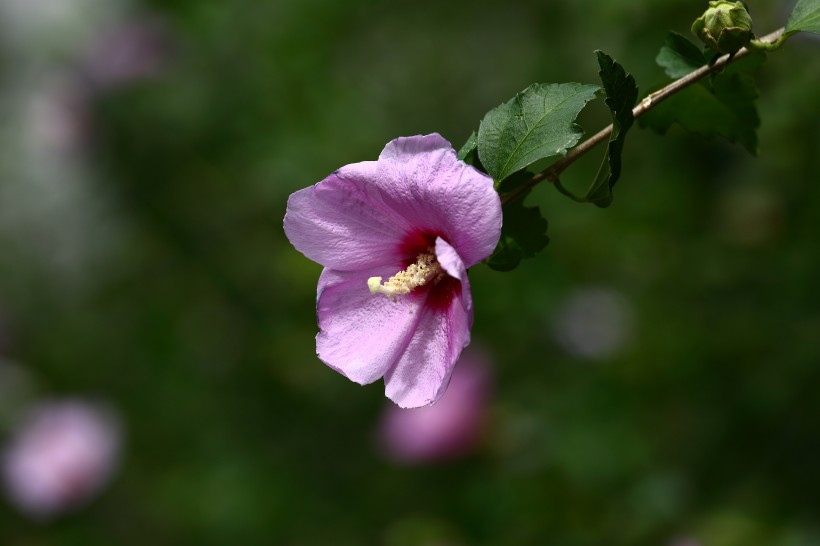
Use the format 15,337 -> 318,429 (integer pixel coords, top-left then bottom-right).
500,27 -> 785,207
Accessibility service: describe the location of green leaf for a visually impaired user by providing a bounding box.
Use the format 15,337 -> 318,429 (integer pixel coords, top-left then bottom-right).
456,131 -> 477,162
487,189 -> 549,272
786,0 -> 820,36
456,131 -> 488,174
639,54 -> 763,154
583,51 -> 639,208
477,82 -> 600,182
495,169 -> 532,194
656,32 -> 707,79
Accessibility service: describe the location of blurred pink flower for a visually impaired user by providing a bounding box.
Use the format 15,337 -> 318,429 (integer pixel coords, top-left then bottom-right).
83,17 -> 171,89
551,286 -> 633,360
377,347 -> 491,463
27,76 -> 91,156
284,134 -> 501,408
2,400 -> 122,519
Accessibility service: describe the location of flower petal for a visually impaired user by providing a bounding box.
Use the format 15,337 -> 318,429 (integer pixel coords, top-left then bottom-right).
376,134 -> 502,267
316,267 -> 425,385
435,237 -> 472,313
383,283 -> 473,408
378,346 -> 491,463
284,161 -> 413,270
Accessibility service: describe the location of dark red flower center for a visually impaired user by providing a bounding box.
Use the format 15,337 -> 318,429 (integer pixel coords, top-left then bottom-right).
400,230 -> 461,312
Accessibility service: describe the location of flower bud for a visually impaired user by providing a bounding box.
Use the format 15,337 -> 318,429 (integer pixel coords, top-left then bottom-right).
691,1 -> 754,55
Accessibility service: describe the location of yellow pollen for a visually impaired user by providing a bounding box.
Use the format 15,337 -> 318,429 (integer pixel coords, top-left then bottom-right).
368,249 -> 444,297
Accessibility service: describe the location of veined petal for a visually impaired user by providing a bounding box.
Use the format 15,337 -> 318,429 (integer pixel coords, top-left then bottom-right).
316,267 -> 424,385
376,134 -> 502,267
383,284 -> 473,408
284,161 -> 413,271
435,237 -> 472,314
378,347 -> 491,463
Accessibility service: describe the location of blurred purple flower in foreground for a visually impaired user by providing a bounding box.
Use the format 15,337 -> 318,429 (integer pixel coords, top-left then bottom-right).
2,400 -> 122,519
284,134 -> 501,408
378,347 -> 491,463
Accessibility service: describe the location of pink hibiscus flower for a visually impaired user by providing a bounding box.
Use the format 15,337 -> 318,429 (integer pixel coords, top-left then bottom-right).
284,134 -> 502,407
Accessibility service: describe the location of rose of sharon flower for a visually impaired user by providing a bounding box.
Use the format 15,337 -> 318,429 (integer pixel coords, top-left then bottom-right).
2,400 -> 121,519
284,134 -> 501,408
377,347 -> 491,463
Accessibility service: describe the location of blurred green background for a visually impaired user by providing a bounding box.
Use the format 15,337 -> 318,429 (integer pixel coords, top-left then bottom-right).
1,0 -> 819,544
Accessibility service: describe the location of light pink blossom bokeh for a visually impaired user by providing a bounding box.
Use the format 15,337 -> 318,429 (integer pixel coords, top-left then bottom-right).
377,347 -> 491,463
2,400 -> 122,519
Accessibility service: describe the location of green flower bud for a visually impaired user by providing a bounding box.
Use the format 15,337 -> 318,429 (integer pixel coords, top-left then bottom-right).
691,1 -> 754,55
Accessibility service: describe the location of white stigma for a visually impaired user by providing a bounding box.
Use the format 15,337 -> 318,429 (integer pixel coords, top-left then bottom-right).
368,249 -> 444,297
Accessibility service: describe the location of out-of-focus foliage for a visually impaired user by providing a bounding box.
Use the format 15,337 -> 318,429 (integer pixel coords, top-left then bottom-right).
657,32 -> 709,78
1,0 -> 819,545
487,183 -> 550,272
640,51 -> 764,154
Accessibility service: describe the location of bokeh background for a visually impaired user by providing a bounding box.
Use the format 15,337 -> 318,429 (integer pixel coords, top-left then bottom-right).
1,0 -> 819,544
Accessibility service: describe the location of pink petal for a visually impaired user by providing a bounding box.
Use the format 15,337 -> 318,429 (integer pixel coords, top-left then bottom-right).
376,134 -> 502,266
383,284 -> 473,408
284,134 -> 502,270
284,161 -> 412,271
378,347 -> 491,463
435,237 -> 472,313
316,267 -> 425,385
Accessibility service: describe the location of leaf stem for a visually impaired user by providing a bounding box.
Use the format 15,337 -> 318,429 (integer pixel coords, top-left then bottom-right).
500,27 -> 785,207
